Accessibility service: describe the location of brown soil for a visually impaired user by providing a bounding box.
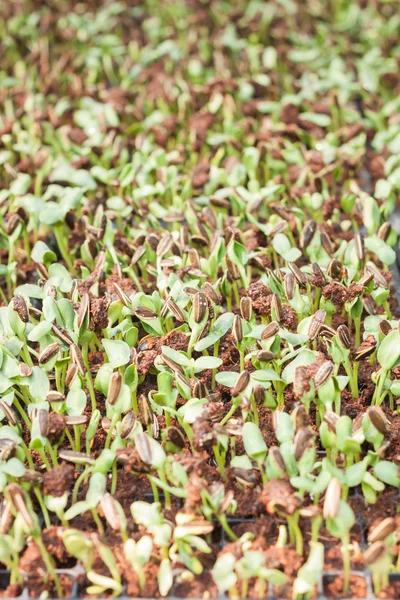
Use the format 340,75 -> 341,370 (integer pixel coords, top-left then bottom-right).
42,463 -> 75,497
174,572 -> 219,598
324,574 -> 367,599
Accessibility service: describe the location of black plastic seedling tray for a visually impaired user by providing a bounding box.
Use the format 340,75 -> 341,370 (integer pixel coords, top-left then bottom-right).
3,237 -> 400,600
3,235 -> 400,600
3,491 -> 400,600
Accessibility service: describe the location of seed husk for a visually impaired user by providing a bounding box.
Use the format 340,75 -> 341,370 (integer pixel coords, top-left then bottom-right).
192,292 -> 208,323
130,245 -> 146,266
367,517 -> 396,543
323,411 -> 339,432
323,477 -> 341,519
284,272 -> 295,300
46,391 -> 66,404
97,214 -> 107,240
192,379 -> 208,399
151,414 -> 159,438
252,385 -> 265,405
261,321 -> 280,340
308,309 -> 326,340
232,314 -> 243,344
366,264 -> 388,289
107,371 -> 123,406
161,353 -> 184,375
113,282 -> 131,307
314,361 -> 334,389
364,541 -> 387,566
225,256 -> 240,280
377,222 -> 391,241
0,439 -> 16,461
319,326 -> 336,342
65,415 -> 88,426
269,446 -> 286,473
320,231 -> 335,256
240,297 -> 252,321
165,298 -> 186,322
355,233 -> 365,261
378,319 -> 392,336
5,483 -> 34,530
135,432 -> 153,464
39,342 -> 60,364
198,321 -> 211,341
0,501 -> 13,535
202,282 -> 220,305
134,306 -> 158,320
12,295 -> 29,322
46,284 -> 57,298
22,469 -> 44,485
183,286 -> 199,297
362,295 -> 377,316
310,263 -> 326,286
256,349 -> 275,363
101,417 -> 112,434
0,402 -> 18,426
120,413 -> 137,440
300,220 -> 317,249
29,306 -> 42,319
291,405 -> 307,431
58,450 -> 95,465
19,363 -> 33,377
37,409 -> 49,437
138,394 -> 153,426
337,324 -> 351,349
299,505 -> 321,519
353,339 -> 376,361
94,250 -> 106,271
70,344 -> 87,375
145,233 -> 160,251
326,258 -> 343,280
358,272 -> 374,287
156,233 -> 173,257
65,363 -> 79,388
224,418 -> 244,437
7,213 -> 22,235
77,293 -> 90,330
166,426 -> 186,448
293,428 -> 314,461
188,248 -> 200,269
288,262 -> 307,286
271,293 -> 281,322
293,366 -> 309,399
202,206 -> 217,229
191,234 -> 209,247
51,324 -> 74,345
99,493 -> 122,530
36,263 -> 49,280
352,412 -> 365,437
231,370 -> 250,396
367,406 -> 390,435
210,195 -> 230,209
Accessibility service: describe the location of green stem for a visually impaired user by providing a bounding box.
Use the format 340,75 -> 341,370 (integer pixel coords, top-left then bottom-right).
72,467 -> 90,504
218,514 -> 237,541
342,533 -> 350,594
54,224 -> 75,273
220,400 -> 239,426
34,488 -> 51,529
91,508 -> 104,534
35,536 -> 62,598
105,413 -> 119,449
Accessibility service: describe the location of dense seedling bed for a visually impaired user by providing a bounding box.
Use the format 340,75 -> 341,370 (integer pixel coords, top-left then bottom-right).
0,0 -> 400,599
